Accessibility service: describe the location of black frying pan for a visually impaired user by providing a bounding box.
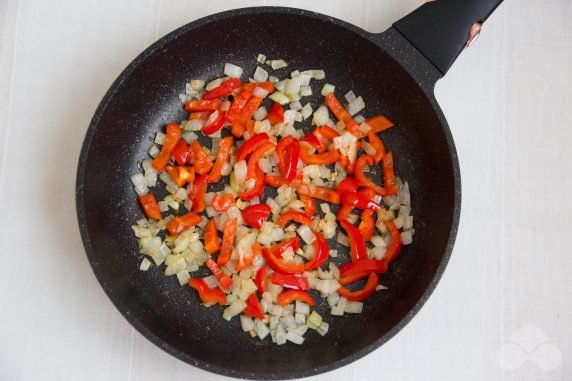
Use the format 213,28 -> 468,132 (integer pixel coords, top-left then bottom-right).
76,1 -> 502,379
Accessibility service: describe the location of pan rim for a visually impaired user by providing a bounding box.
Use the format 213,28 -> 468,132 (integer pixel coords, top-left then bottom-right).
75,6 -> 461,380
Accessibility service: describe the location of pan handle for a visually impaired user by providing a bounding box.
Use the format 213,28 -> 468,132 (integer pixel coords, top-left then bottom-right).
393,0 -> 503,75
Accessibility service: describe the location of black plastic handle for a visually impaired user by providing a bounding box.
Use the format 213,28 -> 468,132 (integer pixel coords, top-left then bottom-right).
393,0 -> 503,75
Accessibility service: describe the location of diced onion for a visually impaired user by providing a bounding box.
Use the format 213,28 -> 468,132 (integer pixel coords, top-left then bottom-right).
289,100 -> 302,111
297,225 -> 316,244
321,83 -> 335,96
139,258 -> 152,271
224,63 -> 243,78
336,232 -> 349,247
154,131 -> 165,145
401,230 -> 413,245
257,54 -> 266,63
312,105 -> 330,126
223,300 -> 247,320
254,66 -> 269,82
253,106 -> 268,121
253,87 -> 270,98
206,78 -> 223,91
348,96 -> 365,116
345,90 -> 357,103
285,77 -> 302,97
301,103 -> 313,120
269,59 -> 288,69
233,160 -> 248,184
269,91 -> 290,105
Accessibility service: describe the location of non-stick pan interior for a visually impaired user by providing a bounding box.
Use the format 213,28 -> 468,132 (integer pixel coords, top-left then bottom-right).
78,8 -> 458,379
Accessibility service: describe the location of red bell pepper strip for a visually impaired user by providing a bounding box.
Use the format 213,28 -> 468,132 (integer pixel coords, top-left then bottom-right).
359,187 -> 378,200
302,232 -> 330,271
365,115 -> 394,134
263,234 -> 328,274
299,143 -> 340,165
165,165 -> 195,187
277,210 -> 313,228
205,258 -> 233,290
242,81 -> 275,93
243,293 -> 265,319
271,273 -> 310,290
216,218 -> 237,266
202,78 -> 242,100
230,122 -> 245,138
245,119 -> 256,136
336,177 -> 360,196
339,259 -> 388,278
247,141 -> 275,179
188,111 -> 212,120
324,93 -> 358,134
201,113 -> 226,136
137,193 -> 162,220
236,242 -> 261,271
166,212 -> 202,236
255,265 -> 268,293
267,102 -> 284,125
203,219 -> 220,255
339,271 -> 370,286
171,139 -> 189,166
237,96 -> 263,124
236,133 -> 269,162
341,192 -> 381,211
188,140 -> 214,175
208,136 -> 233,183
188,278 -> 226,305
337,272 -> 379,301
340,219 -> 368,261
264,171 -> 303,188
354,155 -> 386,196
296,183 -> 340,204
188,174 -> 208,213
211,194 -> 235,212
277,290 -> 316,307
238,165 -> 265,201
382,151 -> 398,196
276,136 -> 300,182
367,132 -> 385,163
242,204 -> 272,229
358,210 -> 375,241
301,132 -> 326,153
382,220 -> 402,266
300,195 -> 316,216
152,123 -> 182,171
262,247 -> 306,274
226,89 -> 252,123
316,125 -> 340,140
336,204 -> 354,221
184,100 -> 220,112
268,237 -> 300,257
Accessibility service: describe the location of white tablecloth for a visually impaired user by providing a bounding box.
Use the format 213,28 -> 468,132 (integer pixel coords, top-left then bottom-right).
0,1 -> 570,380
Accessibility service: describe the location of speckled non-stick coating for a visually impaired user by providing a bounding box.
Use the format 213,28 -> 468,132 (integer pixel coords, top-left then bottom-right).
76,7 -> 460,380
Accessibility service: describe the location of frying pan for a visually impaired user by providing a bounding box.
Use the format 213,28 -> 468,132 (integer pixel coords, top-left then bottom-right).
76,1 -> 503,379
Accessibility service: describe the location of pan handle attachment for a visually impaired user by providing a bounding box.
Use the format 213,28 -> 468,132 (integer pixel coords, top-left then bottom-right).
393,0 -> 503,75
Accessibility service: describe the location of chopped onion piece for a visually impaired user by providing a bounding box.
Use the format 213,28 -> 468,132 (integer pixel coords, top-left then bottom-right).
269,59 -> 288,69
312,105 -> 330,126
289,100 -> 302,111
176,270 -> 190,286
301,103 -> 313,120
268,75 -> 279,83
206,78 -> 223,91
253,106 -> 268,121
297,225 -> 316,244
283,110 -> 297,126
316,322 -> 329,336
401,230 -> 413,245
224,63 -> 243,78
344,301 -> 364,314
345,90 -> 357,103
269,91 -> 290,105
240,315 -> 255,332
306,311 -> 323,330
300,85 -> 312,97
154,131 -> 166,145
285,77 -> 302,97
336,232 -> 349,247
321,83 -> 335,96
257,53 -> 266,63
286,331 -> 305,345
139,258 -> 152,271
348,96 -> 365,116
223,300 -> 246,321
233,160 -> 248,184
254,66 -> 269,82
354,114 -> 366,124
371,235 -> 387,247
148,144 -> 160,158
312,70 -> 325,80
190,79 -> 205,91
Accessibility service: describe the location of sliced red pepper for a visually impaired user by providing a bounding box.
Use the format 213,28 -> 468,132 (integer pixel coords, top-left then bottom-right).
316,125 -> 340,140
337,272 -> 379,301
247,141 -> 275,179
188,278 -> 226,305
339,271 -> 370,286
339,259 -> 388,278
341,192 -> 381,211
188,111 -> 212,120
276,136 -> 300,182
382,151 -> 398,196
211,193 -> 235,212
358,210 -> 375,241
324,93 -> 358,134
263,234 -> 328,274
217,218 -> 237,266
340,219 -> 368,261
188,174 -> 208,213
365,115 -> 394,134
205,258 -> 233,290
262,247 -> 306,274
277,290 -> 316,307
336,204 -> 354,221
243,293 -> 265,319
203,219 -> 220,255
267,102 -> 284,125
152,123 -> 182,171
301,132 -> 326,153
236,242 -> 261,271
202,78 -> 242,100
188,140 -> 214,175
299,143 -> 340,165
300,195 -> 316,216
304,233 -> 330,271
268,237 -> 300,257
237,96 -> 263,125
382,220 -> 402,266
245,119 -> 256,136
354,155 -> 386,196
271,273 -> 310,290
277,210 -> 313,228
208,136 -> 233,183
359,187 -> 378,200
184,100 -> 220,112
230,122 -> 245,138
336,177 -> 360,196
296,182 -> 340,204
137,193 -> 162,220
165,165 -> 195,187
255,265 -> 268,293
226,89 -> 252,123
242,81 -> 275,93
264,171 -> 303,188
367,132 -> 385,163
238,165 -> 265,201
171,139 -> 189,166
166,212 -> 202,236
242,204 -> 272,229
201,113 -> 226,136
236,133 -> 269,162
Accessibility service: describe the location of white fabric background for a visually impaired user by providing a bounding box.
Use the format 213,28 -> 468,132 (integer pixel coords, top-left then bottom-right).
0,1 -> 570,380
